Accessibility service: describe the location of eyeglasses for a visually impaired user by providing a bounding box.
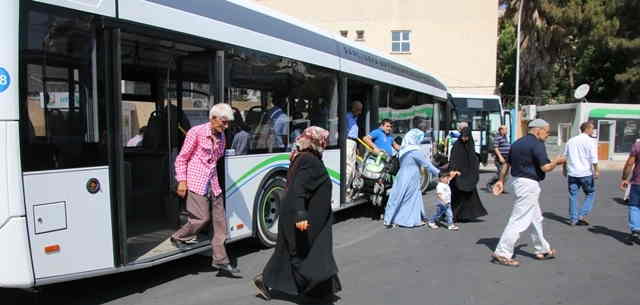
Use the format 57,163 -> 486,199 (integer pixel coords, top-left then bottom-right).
213,117 -> 229,126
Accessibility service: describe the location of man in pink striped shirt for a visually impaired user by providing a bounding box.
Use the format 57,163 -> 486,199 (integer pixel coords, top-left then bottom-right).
171,103 -> 240,275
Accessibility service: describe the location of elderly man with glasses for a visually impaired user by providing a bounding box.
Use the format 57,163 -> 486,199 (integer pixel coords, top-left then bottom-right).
170,103 -> 240,275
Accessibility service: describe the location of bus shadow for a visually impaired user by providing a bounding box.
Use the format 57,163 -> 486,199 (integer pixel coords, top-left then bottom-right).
0,254 -> 226,305
2,204 -> 374,305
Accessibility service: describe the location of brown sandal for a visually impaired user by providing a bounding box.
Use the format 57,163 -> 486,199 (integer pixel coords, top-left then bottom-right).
535,249 -> 557,260
491,254 -> 520,267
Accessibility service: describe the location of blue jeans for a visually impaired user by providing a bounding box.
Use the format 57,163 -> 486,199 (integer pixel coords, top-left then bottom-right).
628,184 -> 640,232
430,203 -> 453,225
568,175 -> 596,223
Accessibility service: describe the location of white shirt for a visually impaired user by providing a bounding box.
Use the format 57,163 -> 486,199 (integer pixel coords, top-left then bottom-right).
563,133 -> 598,177
436,182 -> 451,205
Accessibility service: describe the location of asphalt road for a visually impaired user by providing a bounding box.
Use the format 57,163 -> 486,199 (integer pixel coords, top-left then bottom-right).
4,169 -> 640,305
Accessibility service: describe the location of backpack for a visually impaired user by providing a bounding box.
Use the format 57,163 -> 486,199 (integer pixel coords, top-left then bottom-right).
386,155 -> 400,176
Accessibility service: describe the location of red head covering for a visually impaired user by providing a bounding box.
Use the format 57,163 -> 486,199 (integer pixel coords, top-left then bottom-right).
290,126 -> 329,160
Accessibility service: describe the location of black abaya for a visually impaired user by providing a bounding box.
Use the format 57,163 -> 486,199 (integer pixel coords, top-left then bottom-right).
449,128 -> 487,221
262,153 -> 341,297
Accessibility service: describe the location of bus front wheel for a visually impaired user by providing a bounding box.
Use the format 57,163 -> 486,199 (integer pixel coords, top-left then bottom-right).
254,175 -> 286,247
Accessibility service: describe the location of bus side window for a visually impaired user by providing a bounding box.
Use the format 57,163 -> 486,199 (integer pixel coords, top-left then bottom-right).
21,10 -> 107,172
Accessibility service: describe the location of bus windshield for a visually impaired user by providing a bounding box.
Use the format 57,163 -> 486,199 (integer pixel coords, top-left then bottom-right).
451,97 -> 502,131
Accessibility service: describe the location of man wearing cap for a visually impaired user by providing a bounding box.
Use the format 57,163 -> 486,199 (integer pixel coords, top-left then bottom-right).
487,125 -> 511,192
491,119 -> 566,267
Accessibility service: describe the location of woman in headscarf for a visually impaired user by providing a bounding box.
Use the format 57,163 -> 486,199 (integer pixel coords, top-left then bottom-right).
383,128 -> 443,228
253,126 -> 341,302
449,127 -> 487,222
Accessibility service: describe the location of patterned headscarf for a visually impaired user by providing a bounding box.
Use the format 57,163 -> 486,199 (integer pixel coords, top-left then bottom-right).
291,126 -> 329,160
398,128 -> 425,158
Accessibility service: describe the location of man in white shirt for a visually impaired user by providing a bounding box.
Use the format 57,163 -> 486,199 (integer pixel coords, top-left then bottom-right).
345,101 -> 363,200
563,121 -> 599,226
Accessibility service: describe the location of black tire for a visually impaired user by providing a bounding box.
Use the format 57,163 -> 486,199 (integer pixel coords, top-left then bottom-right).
254,175 -> 286,247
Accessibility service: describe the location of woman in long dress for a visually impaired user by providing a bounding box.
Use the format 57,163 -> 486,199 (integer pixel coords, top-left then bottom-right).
449,127 -> 487,222
383,128 -> 441,228
253,126 -> 341,302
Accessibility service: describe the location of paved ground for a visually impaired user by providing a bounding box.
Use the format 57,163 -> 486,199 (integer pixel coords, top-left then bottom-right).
3,170 -> 640,305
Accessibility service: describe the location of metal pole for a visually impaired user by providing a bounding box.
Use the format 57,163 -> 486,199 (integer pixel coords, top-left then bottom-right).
515,0 -> 523,131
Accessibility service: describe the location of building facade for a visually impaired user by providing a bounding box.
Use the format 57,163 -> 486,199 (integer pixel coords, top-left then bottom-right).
253,0 -> 499,95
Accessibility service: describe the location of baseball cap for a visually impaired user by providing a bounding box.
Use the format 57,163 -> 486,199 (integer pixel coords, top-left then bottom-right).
528,119 -> 549,128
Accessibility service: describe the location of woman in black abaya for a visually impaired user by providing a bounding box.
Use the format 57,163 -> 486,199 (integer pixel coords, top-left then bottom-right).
253,126 -> 341,302
449,127 -> 487,222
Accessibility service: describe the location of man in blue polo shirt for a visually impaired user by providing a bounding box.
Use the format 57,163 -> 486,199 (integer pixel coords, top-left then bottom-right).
364,119 -> 400,156
491,119 -> 566,267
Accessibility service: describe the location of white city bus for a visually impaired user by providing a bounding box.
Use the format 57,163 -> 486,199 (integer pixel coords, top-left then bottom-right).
0,0 -> 448,288
446,93 -> 506,164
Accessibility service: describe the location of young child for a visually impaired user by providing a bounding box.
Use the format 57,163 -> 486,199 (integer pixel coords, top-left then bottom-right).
427,171 -> 459,231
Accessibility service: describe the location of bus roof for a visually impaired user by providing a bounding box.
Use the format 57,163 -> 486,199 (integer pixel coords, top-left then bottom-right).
449,93 -> 501,100
116,0 -> 448,98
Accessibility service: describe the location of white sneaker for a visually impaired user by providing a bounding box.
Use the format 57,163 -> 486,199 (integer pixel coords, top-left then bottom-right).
427,222 -> 439,229
447,224 -> 459,231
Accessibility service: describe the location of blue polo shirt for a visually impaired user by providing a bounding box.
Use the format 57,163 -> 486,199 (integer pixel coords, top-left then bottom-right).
508,134 -> 551,181
369,128 -> 395,156
346,112 -> 359,139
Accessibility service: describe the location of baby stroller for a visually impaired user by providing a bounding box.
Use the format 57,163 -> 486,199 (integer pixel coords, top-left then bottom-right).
351,141 -> 396,209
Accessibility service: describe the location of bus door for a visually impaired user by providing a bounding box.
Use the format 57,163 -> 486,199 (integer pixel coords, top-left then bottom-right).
118,32 -> 214,263
20,8 -> 115,280
346,78 -> 375,206
503,110 -> 514,143
470,111 -> 490,164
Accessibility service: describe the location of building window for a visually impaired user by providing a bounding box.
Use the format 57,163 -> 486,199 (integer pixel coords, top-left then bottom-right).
340,30 -> 348,38
391,30 -> 411,53
356,30 -> 365,41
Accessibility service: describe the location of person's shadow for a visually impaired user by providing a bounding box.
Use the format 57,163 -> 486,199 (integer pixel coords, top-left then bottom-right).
612,197 -> 630,207
266,290 -> 341,305
543,212 -> 572,226
588,225 -> 635,246
476,238 -> 537,259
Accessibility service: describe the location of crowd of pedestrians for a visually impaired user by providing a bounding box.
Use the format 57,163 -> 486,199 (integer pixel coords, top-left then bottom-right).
171,101 -> 640,302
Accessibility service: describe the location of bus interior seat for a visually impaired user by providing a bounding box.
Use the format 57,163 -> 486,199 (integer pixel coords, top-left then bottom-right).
245,106 -> 263,131
124,150 -> 169,220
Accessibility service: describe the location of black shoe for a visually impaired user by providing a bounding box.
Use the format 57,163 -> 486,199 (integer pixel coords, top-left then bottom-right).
577,218 -> 590,226
252,274 -> 271,300
170,237 -> 189,249
212,263 -> 241,274
627,231 -> 640,246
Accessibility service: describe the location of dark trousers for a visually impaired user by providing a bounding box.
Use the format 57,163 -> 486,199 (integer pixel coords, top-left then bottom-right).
488,159 -> 508,186
172,191 -> 229,265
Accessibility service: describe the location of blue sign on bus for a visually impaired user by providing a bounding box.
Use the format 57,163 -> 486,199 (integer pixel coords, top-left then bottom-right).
0,67 -> 11,93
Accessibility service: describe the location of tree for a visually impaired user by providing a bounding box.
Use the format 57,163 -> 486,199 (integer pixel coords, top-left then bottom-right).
607,0 -> 640,101
498,0 -> 631,103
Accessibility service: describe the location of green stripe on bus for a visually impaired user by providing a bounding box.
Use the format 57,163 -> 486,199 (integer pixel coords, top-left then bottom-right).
226,154 -> 342,193
326,168 -> 340,181
589,108 -> 640,119
226,154 -> 289,192
379,108 -> 433,120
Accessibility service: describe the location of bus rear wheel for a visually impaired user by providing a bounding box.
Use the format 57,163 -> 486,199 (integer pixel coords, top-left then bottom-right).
254,175 -> 286,247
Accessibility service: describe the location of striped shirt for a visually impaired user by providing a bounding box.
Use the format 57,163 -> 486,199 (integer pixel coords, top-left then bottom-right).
493,135 -> 511,158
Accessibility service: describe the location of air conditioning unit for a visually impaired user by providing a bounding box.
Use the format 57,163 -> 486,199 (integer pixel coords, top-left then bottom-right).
522,105 -> 537,120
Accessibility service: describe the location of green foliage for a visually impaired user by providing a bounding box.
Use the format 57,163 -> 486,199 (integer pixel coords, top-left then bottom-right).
497,0 -> 639,103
